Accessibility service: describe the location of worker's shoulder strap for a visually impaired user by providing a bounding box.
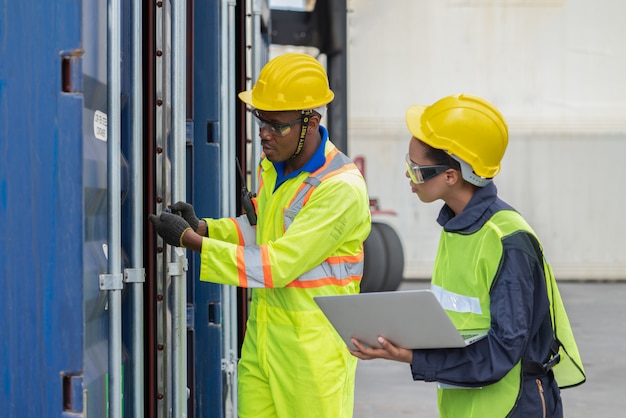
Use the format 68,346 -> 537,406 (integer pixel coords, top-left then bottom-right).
537,245 -> 587,388
494,211 -> 586,388
284,149 -> 355,229
490,210 -> 586,388
307,147 -> 353,185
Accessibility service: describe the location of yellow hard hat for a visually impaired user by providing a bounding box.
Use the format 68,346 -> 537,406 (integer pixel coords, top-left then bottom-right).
405,94 -> 508,179
238,53 -> 334,111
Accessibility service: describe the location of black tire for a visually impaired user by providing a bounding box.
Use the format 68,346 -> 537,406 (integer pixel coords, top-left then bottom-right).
375,222 -> 405,291
361,222 -> 387,293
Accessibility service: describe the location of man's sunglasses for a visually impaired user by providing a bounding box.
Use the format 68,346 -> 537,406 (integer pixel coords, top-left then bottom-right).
405,154 -> 450,184
252,109 -> 302,137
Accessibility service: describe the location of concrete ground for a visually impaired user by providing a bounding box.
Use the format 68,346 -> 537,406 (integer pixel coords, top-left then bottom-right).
353,280 -> 626,417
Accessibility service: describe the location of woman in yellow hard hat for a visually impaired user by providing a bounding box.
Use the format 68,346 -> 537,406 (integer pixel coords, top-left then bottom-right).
149,53 -> 371,417
350,94 -> 585,418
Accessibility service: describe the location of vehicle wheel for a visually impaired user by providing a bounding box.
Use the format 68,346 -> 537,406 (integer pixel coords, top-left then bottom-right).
361,223 -> 387,293
375,222 -> 405,291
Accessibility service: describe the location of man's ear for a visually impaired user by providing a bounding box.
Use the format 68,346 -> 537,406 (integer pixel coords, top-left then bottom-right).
307,114 -> 321,132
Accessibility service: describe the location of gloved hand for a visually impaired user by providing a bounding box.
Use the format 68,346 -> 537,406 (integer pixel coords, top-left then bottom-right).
170,201 -> 200,232
148,212 -> 192,247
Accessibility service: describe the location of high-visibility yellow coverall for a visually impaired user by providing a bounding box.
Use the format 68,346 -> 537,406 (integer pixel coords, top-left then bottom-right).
199,134 -> 371,417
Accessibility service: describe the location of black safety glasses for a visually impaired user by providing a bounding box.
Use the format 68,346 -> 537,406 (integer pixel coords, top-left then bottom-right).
252,109 -> 302,137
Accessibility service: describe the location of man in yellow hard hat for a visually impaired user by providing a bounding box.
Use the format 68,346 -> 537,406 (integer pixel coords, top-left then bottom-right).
149,53 -> 371,417
349,94 -> 585,417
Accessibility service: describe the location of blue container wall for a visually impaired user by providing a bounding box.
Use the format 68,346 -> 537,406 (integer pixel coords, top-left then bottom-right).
0,1 -> 84,416
1,0 -> 227,416
191,1 -> 225,417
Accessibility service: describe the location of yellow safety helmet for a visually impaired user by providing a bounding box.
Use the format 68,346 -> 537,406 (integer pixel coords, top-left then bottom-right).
238,53 -> 334,111
405,94 -> 508,181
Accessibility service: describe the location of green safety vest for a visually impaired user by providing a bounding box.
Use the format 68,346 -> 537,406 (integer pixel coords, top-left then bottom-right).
432,210 -> 585,417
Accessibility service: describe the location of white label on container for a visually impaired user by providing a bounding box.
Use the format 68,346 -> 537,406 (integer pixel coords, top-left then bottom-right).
94,110 -> 108,141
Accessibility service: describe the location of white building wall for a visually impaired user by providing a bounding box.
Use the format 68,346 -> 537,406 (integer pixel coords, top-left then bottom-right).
346,0 -> 626,279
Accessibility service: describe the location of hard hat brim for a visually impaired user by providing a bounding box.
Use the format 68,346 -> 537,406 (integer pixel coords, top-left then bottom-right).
405,104 -> 428,140
239,89 -> 286,111
238,90 -> 254,107
238,89 -> 334,111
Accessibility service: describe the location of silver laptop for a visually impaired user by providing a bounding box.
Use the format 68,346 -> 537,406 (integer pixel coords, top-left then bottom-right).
314,290 -> 488,350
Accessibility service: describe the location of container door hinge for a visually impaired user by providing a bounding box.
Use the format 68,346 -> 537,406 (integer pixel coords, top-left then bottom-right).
124,267 -> 146,283
221,358 -> 237,376
167,247 -> 189,277
99,273 -> 124,290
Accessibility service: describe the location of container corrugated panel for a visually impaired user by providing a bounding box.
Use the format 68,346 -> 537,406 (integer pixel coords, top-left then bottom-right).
0,1 -> 85,416
191,1 -> 225,416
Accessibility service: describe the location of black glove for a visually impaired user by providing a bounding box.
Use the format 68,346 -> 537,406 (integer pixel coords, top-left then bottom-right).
170,201 -> 200,232
148,212 -> 192,247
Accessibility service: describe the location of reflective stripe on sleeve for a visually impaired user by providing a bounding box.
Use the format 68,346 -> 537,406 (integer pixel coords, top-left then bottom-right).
234,214 -> 257,245
236,246 -> 248,287
241,246 -> 264,288
240,245 -> 275,288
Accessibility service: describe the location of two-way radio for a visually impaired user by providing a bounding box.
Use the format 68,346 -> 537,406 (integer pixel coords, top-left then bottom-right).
235,157 -> 257,226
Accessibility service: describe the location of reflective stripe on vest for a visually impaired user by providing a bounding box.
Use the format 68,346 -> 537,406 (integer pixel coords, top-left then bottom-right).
284,148 -> 350,229
431,284 -> 482,315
